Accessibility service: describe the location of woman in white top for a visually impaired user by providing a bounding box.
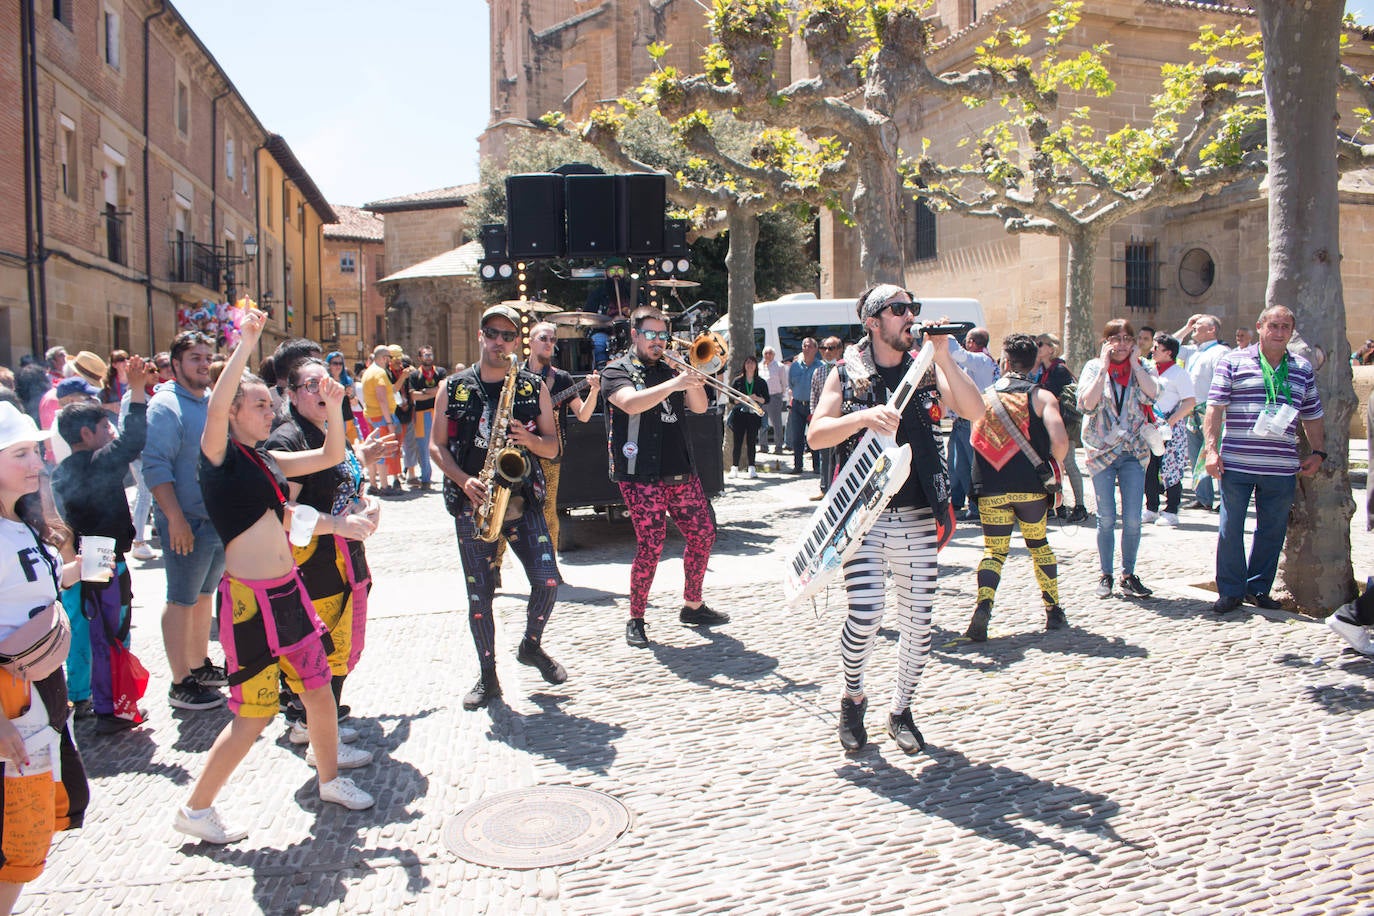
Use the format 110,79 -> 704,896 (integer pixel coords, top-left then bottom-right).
0,402 -> 88,915
1144,333 -> 1196,527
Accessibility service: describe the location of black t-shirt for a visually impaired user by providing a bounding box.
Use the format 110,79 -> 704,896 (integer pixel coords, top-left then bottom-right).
458,379 -> 506,478
391,369 -> 413,424
264,410 -> 363,516
876,362 -> 930,510
1039,361 -> 1075,397
199,441 -> 288,545
406,366 -> 447,411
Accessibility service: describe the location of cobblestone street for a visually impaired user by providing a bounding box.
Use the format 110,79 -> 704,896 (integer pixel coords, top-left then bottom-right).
27,461 -> 1374,913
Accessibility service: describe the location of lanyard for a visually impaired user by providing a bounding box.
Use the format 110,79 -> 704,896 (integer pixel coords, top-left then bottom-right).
233,442 -> 286,509
1259,352 -> 1291,406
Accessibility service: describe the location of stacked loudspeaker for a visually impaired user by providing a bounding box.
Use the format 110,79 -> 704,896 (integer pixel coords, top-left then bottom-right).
501,171 -> 668,260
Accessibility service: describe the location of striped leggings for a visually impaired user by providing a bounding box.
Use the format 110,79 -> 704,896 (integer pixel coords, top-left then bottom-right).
840,505 -> 938,715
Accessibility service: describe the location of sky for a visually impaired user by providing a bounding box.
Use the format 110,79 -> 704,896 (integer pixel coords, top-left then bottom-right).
174,0 -> 490,208
174,2 -> 1374,212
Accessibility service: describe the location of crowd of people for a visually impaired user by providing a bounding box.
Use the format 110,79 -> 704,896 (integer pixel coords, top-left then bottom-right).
0,292 -> 1368,901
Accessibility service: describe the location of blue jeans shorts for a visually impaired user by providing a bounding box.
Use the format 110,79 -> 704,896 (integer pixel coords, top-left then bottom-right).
154,512 -> 226,607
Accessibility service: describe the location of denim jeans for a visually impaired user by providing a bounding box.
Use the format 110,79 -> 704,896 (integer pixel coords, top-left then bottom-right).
948,418 -> 975,512
1186,425 -> 1214,507
1216,470 -> 1297,599
1090,452 -> 1147,577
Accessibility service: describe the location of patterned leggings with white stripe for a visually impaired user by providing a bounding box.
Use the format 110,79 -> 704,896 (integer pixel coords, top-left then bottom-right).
840,505 -> 939,715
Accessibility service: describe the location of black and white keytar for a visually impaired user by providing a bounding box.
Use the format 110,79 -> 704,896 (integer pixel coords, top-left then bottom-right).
783,323 -> 970,608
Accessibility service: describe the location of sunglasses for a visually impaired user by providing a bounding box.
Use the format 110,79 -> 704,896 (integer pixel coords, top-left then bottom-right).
328,359 -> 343,366
1108,334 -> 1132,343
882,300 -> 919,318
482,326 -> 519,343
820,344 -> 840,352
293,378 -> 325,393
533,334 -> 556,343
639,329 -> 673,342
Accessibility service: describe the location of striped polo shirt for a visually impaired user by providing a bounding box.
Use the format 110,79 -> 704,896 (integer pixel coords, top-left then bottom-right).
1208,345 -> 1323,476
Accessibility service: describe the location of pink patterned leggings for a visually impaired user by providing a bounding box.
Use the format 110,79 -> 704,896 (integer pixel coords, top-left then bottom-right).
618,476 -> 716,619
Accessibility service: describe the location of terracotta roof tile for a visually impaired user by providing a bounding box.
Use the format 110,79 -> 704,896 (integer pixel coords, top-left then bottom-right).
325,205 -> 385,242
362,183 -> 480,213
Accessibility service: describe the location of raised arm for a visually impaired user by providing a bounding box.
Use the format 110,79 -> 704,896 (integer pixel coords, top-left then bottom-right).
269,379 -> 346,477
202,308 -> 266,466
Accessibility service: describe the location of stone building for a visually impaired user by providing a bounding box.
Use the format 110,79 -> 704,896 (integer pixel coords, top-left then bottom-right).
481,0 -> 1374,352
365,184 -> 486,367
2,0 -> 332,367
321,205 -> 386,364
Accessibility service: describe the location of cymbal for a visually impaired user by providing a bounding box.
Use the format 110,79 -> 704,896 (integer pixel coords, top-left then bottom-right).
500,299 -> 561,313
648,278 -> 701,288
551,311 -> 613,328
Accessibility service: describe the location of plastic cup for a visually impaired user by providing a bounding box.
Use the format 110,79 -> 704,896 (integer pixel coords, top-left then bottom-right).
80,536 -> 115,582
289,504 -> 319,547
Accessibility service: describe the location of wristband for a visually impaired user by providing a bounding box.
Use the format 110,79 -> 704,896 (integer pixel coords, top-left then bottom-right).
1311,449 -> 1328,460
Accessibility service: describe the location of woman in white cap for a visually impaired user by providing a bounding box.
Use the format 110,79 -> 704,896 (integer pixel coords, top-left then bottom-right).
0,402 -> 89,913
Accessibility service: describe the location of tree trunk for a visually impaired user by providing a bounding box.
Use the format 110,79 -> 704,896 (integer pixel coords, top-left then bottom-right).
1258,0 -> 1356,613
1062,228 -> 1100,373
850,125 -> 905,286
723,208 -> 761,466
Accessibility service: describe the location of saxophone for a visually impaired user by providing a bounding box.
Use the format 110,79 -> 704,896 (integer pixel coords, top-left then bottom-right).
475,353 -> 532,542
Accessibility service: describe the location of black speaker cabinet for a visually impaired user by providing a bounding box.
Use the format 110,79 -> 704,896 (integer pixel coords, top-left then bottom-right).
564,174 -> 619,258
618,173 -> 667,255
664,218 -> 690,256
480,224 -> 508,261
505,174 -> 564,258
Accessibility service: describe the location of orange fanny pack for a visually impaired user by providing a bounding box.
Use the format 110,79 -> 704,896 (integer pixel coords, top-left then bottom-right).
0,602 -> 72,682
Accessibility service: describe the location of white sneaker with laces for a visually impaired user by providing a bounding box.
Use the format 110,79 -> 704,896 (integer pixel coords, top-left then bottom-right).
305,743 -> 374,770
728,467 -> 738,478
173,805 -> 248,844
1142,509 -> 1159,524
288,720 -> 358,745
131,540 -> 156,561
319,776 -> 375,810
747,466 -> 758,479
1327,604 -> 1374,655
1157,512 -> 1179,527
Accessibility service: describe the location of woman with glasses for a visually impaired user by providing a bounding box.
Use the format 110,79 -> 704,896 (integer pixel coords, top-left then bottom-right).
265,358 -> 390,751
325,351 -> 363,444
100,350 -> 130,417
727,354 -> 769,479
1077,319 -> 1159,600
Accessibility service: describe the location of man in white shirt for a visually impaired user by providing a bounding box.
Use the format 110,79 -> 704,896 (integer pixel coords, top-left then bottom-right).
1172,314 -> 1230,510
948,328 -> 1000,520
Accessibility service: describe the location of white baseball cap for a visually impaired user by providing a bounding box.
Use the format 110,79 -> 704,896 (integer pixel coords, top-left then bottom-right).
0,403 -> 52,453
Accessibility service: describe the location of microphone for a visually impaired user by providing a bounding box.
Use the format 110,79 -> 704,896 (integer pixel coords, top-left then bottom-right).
916,321 -> 975,338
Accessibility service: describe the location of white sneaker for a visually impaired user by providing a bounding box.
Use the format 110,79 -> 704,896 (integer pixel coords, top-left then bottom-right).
1327,604 -> 1374,655
747,466 -> 758,479
173,805 -> 248,844
1142,509 -> 1159,524
319,776 -> 375,811
131,540 -> 156,561
305,743 -> 374,770
288,720 -> 358,745
1156,512 -> 1179,527
728,467 -> 738,478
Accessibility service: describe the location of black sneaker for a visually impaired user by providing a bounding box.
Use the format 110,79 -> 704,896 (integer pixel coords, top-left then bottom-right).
625,618 -> 650,648
70,699 -> 94,720
1095,575 -> 1113,599
838,695 -> 867,751
517,638 -> 567,684
336,704 -> 352,722
1212,594 -> 1244,614
887,708 -> 925,754
95,713 -> 139,735
191,658 -> 228,688
1245,592 -> 1282,611
169,677 -> 225,710
680,603 -> 731,627
1046,606 -> 1068,630
1119,574 -> 1153,598
462,670 -> 500,711
965,605 -> 991,642
1067,506 -> 1090,522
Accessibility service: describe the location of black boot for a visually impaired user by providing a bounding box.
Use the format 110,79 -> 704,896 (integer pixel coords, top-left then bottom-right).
838,695 -> 867,751
462,669 -> 501,711
965,603 -> 992,642
517,637 -> 568,684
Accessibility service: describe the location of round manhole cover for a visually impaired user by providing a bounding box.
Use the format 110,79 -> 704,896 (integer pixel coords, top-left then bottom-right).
444,786 -> 631,869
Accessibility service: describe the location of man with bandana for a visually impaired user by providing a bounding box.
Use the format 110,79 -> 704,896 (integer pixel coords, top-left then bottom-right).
808,284 -> 984,754
404,346 -> 446,491
602,306 -> 725,649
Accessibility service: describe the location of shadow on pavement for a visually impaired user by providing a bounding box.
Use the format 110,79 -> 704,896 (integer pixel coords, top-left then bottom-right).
838,746 -> 1144,862
170,705 -> 235,754
75,725 -> 191,784
648,626 -> 818,697
486,693 -> 626,776
1300,682 -> 1374,714
933,622 -> 1148,673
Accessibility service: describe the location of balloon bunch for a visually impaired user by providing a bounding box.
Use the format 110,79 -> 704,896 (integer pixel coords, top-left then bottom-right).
176,297 -> 255,349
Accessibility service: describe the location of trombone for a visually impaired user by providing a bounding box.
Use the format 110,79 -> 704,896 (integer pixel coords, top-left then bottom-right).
662,331 -> 765,416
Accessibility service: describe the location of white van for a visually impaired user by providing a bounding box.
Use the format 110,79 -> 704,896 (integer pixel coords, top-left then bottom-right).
710,292 -> 985,360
